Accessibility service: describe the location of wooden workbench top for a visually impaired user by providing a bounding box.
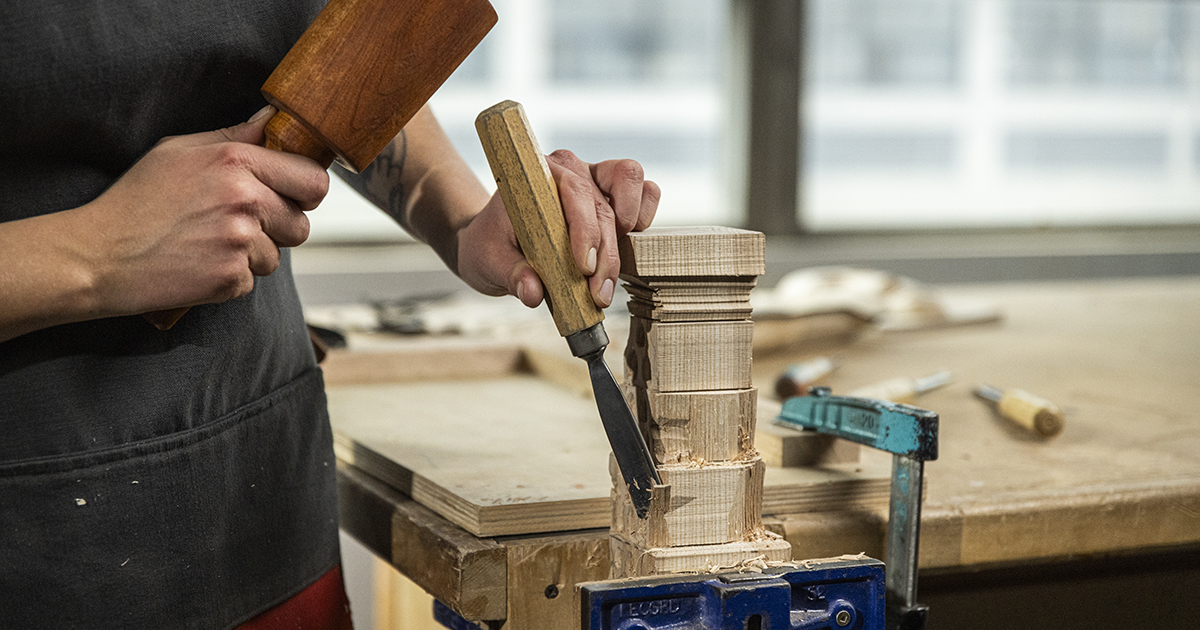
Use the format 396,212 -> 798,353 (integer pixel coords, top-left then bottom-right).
328,277 -> 1200,626
753,277 -> 1200,567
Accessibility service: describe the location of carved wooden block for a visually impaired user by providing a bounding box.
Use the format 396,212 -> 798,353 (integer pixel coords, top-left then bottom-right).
623,277 -> 758,299
618,227 -> 766,278
611,456 -> 766,548
610,535 -> 793,577
625,281 -> 756,323
622,385 -> 757,464
624,318 -> 754,393
611,225 -> 789,577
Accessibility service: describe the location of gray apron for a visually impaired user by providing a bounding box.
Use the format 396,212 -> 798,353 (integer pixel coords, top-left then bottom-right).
0,0 -> 341,627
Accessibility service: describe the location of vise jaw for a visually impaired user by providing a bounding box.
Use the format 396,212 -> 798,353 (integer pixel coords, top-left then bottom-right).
578,556 -> 885,630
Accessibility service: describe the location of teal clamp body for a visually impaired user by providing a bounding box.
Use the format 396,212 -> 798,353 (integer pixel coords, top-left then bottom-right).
777,387 -> 938,461
777,386 -> 938,630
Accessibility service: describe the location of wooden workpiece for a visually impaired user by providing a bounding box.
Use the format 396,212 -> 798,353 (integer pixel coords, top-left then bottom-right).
610,457 -> 766,548
613,226 -> 789,576
609,536 -> 793,576
617,226 -> 766,278
622,387 -> 756,463
624,318 -> 754,392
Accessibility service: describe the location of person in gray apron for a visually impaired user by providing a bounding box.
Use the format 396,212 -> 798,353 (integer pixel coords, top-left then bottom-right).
0,1 -> 659,628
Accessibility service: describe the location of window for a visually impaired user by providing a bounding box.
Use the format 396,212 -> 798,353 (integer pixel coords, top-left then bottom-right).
312,0 -> 728,242
309,0 -> 1200,242
804,0 -> 1200,230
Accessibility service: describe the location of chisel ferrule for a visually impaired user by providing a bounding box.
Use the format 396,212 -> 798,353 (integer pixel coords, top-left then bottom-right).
566,323 -> 609,358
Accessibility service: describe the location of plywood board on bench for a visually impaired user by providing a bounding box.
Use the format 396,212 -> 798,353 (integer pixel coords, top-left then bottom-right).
329,376 -> 890,538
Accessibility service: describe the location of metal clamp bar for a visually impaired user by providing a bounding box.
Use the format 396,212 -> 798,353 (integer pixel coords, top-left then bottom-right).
885,456 -> 928,630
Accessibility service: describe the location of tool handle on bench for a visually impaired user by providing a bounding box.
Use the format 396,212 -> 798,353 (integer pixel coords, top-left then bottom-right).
475,100 -> 605,338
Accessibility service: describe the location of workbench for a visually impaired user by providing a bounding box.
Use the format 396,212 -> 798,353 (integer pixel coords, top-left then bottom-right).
329,278 -> 1200,630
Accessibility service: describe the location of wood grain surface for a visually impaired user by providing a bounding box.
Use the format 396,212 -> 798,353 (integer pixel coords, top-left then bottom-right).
504,531 -> 610,630
609,535 -> 793,577
336,463 -> 506,620
617,227 -> 766,278
625,318 -> 754,392
611,457 -> 766,548
623,386 -> 757,464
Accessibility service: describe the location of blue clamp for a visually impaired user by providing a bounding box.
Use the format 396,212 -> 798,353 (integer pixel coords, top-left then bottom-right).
778,387 -> 939,630
778,388 -> 938,462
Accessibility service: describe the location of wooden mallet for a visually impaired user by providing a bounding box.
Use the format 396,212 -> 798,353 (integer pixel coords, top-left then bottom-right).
145,0 -> 497,329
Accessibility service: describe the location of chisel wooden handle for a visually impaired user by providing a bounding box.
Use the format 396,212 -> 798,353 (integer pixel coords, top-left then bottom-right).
997,388 -> 1064,437
475,100 -> 604,338
975,383 -> 1064,437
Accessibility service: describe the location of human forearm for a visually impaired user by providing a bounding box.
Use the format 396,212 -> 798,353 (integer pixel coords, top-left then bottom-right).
337,104 -> 660,310
0,210 -> 106,342
335,106 -> 489,274
0,106 -> 327,342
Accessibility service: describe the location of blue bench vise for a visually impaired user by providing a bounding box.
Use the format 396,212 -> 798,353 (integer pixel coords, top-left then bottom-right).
577,556 -> 884,630
434,556 -> 884,630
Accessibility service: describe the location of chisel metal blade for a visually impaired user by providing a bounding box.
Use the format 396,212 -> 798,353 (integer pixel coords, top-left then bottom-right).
583,349 -> 661,519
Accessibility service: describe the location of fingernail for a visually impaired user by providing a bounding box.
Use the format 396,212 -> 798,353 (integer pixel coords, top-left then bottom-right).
600,279 -> 614,306
585,248 -> 597,275
516,282 -> 525,304
249,105 -> 274,123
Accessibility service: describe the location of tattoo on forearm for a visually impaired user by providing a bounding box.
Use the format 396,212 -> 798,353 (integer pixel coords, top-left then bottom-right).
336,129 -> 409,225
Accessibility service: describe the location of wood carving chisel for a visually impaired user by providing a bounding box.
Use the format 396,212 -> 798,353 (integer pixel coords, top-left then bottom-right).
773,356 -> 836,400
848,370 -> 953,405
974,383 -> 1064,437
475,100 -> 660,518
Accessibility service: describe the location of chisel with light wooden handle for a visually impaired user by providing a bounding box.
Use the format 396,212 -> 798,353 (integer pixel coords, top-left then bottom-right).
476,100 -> 660,518
974,383 -> 1065,437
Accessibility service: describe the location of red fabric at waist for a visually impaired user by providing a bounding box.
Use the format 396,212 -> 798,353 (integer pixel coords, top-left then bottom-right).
237,566 -> 354,630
